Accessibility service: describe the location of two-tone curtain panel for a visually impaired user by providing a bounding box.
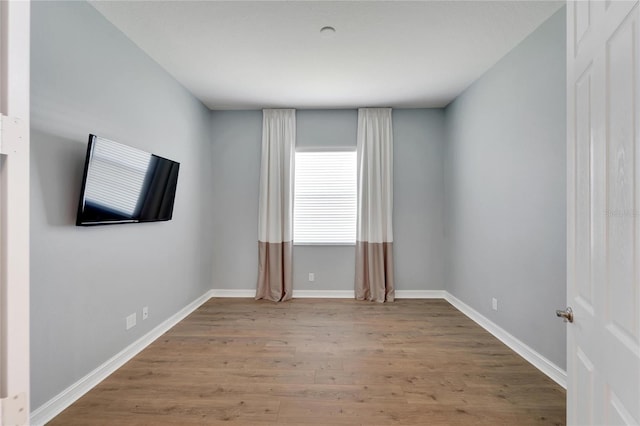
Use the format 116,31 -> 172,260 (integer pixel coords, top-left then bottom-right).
256,109 -> 295,302
355,108 -> 395,303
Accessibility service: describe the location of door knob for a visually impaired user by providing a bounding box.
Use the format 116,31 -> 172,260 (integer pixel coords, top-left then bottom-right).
556,307 -> 574,323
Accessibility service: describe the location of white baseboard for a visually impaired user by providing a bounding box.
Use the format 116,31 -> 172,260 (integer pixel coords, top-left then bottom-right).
210,289 -> 359,299
30,290 -> 215,426
444,291 -> 567,389
210,289 -> 356,298
210,289 -> 355,298
210,289 -> 447,299
210,289 -> 255,298
396,290 -> 446,299
291,290 -> 446,299
293,289 -> 354,298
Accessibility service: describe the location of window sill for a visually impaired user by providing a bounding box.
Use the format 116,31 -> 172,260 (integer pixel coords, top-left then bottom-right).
294,242 -> 356,247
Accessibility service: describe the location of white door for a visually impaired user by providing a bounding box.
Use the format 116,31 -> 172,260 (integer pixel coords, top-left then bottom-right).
567,0 -> 640,424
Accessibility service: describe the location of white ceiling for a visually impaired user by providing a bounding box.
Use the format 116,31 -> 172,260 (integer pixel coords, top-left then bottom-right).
90,1 -> 563,110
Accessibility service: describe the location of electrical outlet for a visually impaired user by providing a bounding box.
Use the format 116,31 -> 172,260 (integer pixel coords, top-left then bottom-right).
492,298 -> 498,311
308,272 -> 315,282
142,306 -> 149,320
126,313 -> 137,330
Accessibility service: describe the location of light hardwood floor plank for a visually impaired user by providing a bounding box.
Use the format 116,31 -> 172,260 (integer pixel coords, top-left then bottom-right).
48,298 -> 565,425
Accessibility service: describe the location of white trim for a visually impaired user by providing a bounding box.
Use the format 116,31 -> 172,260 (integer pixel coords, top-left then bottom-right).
211,289 -> 447,299
296,146 -> 356,152
1,0 -> 31,420
444,292 -> 567,389
293,290 -> 354,298
211,289 -> 355,298
210,289 -> 255,298
29,290 -> 214,426
396,290 -> 446,299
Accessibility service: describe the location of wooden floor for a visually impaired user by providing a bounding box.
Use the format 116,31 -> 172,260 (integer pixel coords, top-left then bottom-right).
50,299 -> 565,425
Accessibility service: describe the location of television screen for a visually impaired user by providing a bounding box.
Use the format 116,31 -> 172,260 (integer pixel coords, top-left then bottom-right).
76,134 -> 180,226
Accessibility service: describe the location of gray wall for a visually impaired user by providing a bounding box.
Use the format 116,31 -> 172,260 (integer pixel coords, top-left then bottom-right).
210,109 -> 446,291
30,1 -> 213,408
444,8 -> 566,368
29,1 -> 566,410
394,110 -> 446,291
209,110 -> 262,290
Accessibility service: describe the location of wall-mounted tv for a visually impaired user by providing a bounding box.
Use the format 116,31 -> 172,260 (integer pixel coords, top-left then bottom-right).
76,134 -> 180,226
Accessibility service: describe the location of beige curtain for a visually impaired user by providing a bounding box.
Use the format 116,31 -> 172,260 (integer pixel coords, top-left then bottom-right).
355,108 -> 395,303
256,109 -> 295,302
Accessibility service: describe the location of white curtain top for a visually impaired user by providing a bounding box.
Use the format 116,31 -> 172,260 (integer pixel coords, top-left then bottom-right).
258,108 -> 296,243
356,108 -> 393,243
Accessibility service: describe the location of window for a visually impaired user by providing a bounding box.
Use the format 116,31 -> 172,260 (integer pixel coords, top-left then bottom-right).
294,149 -> 357,245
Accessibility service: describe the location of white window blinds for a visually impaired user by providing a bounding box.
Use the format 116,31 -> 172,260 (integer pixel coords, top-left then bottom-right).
294,150 -> 357,245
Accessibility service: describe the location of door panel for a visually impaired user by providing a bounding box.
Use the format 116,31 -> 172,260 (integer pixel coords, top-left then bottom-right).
607,388 -> 637,425
575,0 -> 592,52
567,1 -> 640,425
606,9 -> 637,343
575,65 -> 594,312
576,347 -> 595,425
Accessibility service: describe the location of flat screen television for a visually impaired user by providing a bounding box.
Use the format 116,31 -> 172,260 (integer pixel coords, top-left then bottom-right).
76,134 -> 180,226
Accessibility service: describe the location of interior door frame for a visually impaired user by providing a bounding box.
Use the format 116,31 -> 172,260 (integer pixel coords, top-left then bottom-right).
0,1 -> 30,425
